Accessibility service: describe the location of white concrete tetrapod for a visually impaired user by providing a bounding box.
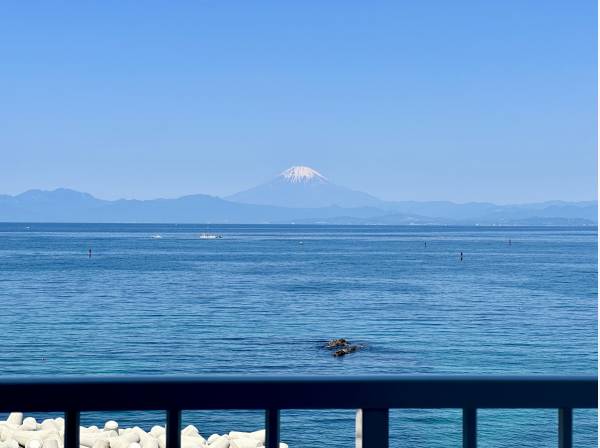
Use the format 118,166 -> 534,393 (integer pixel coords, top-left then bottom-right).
148,427 -> 164,439
108,437 -> 126,448
157,434 -> 166,448
21,418 -> 37,431
118,433 -> 140,445
229,439 -> 260,448
7,415 -> 23,427
26,439 -> 42,448
180,426 -> 198,438
0,428 -> 13,442
207,436 -> 229,448
80,432 -> 115,447
128,443 -> 141,448
278,444 -> 288,448
140,437 -> 158,448
104,423 -> 118,433
91,441 -> 109,448
53,420 -> 64,433
40,421 -> 58,433
205,435 -> 219,445
226,433 -> 252,441
43,440 -> 59,448
181,435 -> 205,448
129,428 -> 146,441
248,431 -> 264,444
11,429 -> 58,446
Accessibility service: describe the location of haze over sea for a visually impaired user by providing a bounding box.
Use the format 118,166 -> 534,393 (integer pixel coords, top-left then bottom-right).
1,223 -> 597,447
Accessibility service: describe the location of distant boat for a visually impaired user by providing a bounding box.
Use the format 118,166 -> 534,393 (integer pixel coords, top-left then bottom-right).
152,234 -> 163,239
199,233 -> 222,240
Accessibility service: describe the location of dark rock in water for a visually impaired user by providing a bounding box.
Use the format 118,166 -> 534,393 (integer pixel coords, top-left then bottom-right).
333,344 -> 360,357
324,338 -> 365,357
326,338 -> 349,348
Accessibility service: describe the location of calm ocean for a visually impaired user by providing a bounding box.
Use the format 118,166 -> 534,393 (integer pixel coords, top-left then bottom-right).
0,224 -> 597,447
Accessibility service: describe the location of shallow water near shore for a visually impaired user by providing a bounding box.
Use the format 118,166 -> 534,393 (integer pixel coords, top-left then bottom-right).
0,224 -> 597,447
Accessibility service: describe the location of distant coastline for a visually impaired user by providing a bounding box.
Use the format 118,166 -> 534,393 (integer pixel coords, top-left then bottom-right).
0,188 -> 596,226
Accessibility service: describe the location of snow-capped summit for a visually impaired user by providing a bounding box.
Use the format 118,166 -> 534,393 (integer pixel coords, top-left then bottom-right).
279,166 -> 327,184
226,166 -> 382,208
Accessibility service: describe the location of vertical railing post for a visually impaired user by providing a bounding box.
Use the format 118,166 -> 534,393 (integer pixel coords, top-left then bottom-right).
64,410 -> 79,448
558,408 -> 573,448
265,409 -> 280,448
166,409 -> 181,448
361,408 -> 389,448
463,408 -> 477,448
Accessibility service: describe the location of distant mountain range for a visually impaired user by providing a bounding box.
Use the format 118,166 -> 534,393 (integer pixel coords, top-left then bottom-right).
0,166 -> 597,225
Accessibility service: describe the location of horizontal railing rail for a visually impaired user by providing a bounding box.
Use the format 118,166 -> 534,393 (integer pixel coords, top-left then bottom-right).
0,376 -> 596,448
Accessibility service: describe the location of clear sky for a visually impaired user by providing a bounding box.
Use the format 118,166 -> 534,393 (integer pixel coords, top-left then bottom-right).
0,1 -> 597,203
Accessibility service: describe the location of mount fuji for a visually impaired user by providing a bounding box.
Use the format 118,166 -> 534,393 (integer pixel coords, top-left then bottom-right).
0,166 -> 595,224
226,166 -> 383,208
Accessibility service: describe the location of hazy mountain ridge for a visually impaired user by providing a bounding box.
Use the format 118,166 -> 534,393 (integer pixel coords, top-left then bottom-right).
0,187 -> 595,225
0,166 -> 596,224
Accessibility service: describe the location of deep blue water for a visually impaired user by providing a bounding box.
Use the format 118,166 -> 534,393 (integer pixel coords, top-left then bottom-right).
0,224 -> 597,447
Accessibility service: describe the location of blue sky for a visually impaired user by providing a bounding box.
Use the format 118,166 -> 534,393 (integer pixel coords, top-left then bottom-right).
0,1 -> 596,203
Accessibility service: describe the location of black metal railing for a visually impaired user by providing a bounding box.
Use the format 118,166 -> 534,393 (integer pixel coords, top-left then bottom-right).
0,376 -> 596,448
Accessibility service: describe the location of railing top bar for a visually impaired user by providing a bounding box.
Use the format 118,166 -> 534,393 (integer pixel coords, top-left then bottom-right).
0,374 -> 596,384
0,375 -> 596,412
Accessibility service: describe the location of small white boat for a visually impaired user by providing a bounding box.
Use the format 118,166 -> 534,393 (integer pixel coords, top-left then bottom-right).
152,234 -> 163,239
199,233 -> 222,240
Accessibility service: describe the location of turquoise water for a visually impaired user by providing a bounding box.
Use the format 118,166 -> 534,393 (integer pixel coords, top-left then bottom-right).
0,224 -> 597,447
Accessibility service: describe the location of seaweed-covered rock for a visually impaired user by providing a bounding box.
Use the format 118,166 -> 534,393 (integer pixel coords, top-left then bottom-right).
326,338 -> 349,348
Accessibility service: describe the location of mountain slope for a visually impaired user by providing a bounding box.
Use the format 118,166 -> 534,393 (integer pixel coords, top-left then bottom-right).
227,166 -> 382,208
